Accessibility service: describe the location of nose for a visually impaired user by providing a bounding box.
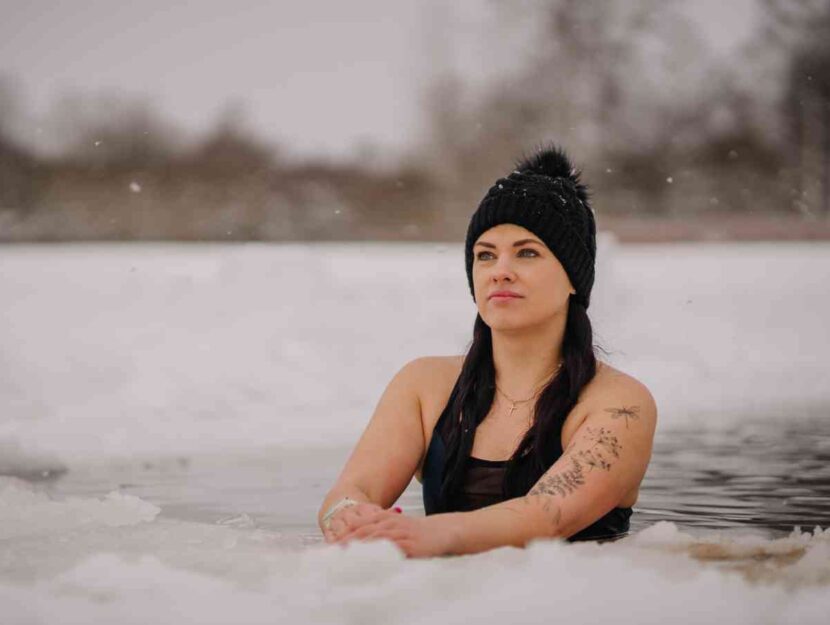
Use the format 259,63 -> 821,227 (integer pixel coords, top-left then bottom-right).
489,254 -> 517,284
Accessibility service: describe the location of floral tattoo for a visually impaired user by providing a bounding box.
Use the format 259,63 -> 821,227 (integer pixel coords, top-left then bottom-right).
528,456 -> 585,497
527,425 -> 624,502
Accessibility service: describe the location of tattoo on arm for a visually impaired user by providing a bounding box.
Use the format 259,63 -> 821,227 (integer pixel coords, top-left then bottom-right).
527,426 -> 623,499
604,405 -> 640,429
517,489 -> 563,534
578,449 -> 611,471
528,457 -> 585,497
521,421 -> 627,533
585,426 -> 622,458
572,426 -> 623,472
539,498 -> 562,534
503,495 -> 563,534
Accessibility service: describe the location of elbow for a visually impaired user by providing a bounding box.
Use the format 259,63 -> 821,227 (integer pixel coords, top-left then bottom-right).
526,492 -> 626,543
519,495 -> 567,541
524,495 -> 588,542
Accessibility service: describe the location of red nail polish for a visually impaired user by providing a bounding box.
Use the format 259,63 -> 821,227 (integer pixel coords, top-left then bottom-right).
393,506 -> 402,513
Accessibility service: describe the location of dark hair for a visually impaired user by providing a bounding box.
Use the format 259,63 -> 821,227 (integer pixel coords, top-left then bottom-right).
438,296 -> 597,507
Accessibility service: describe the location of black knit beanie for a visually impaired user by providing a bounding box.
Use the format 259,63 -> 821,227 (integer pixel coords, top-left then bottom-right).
464,144 -> 597,308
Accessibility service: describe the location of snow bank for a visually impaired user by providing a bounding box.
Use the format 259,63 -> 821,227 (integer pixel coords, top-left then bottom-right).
0,514 -> 828,624
1,240 -> 828,465
0,476 -> 159,540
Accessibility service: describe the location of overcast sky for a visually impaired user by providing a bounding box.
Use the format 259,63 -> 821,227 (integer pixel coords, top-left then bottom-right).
1,0 -> 759,162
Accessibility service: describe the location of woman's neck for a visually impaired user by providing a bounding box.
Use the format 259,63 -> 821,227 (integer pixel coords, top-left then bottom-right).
491,316 -> 566,399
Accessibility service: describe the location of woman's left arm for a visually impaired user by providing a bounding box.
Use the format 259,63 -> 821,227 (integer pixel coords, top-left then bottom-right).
448,377 -> 657,554
336,376 -> 657,557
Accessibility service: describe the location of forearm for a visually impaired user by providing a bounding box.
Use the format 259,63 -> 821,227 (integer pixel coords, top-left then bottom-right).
441,495 -> 563,556
317,482 -> 374,529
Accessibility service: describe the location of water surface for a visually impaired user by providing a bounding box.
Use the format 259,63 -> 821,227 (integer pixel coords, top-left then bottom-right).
42,415 -> 830,542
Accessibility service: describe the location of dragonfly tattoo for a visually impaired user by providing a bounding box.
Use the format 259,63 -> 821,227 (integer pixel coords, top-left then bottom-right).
604,405 -> 640,429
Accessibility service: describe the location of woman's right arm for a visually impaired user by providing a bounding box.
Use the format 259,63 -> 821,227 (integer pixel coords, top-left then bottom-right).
317,357 -> 430,536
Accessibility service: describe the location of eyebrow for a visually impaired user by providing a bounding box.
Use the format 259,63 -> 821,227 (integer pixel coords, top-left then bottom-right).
473,238 -> 544,249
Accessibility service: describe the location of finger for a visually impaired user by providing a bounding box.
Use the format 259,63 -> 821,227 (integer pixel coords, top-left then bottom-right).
339,508 -> 361,525
363,508 -> 398,522
332,502 -> 383,528
355,502 -> 383,515
339,532 -> 408,549
336,506 -> 371,531
338,516 -> 402,542
331,514 -> 367,540
389,539 -> 415,557
343,521 -> 411,545
329,518 -> 347,535
349,505 -> 370,518
324,526 -> 345,543
348,520 -> 401,540
338,510 -> 374,533
344,503 -> 382,521
336,522 -> 382,543
364,531 -> 410,544
341,509 -> 399,533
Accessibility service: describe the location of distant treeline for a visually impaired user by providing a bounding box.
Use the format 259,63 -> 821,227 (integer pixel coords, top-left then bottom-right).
1,0 -> 829,242
0,125 -> 441,241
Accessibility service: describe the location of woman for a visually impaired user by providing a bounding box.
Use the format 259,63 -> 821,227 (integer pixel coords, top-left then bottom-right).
317,144 -> 657,558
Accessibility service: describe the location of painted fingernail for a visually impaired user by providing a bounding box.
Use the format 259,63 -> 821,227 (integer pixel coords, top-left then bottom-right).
393,506 -> 402,513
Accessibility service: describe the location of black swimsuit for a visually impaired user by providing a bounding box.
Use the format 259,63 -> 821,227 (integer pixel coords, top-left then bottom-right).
422,376 -> 632,542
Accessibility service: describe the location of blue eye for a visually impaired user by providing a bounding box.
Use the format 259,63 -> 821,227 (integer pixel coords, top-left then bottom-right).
476,248 -> 538,261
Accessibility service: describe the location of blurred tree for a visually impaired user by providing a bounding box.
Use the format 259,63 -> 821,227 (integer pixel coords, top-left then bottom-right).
425,0 -> 830,218
0,76 -> 37,214
176,103 -> 281,240
759,0 -> 830,215
0,75 -> 20,142
423,0 -> 693,219
49,91 -> 181,169
189,102 -> 278,175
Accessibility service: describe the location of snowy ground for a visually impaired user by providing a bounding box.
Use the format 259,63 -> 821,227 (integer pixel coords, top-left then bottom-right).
1,238 -> 829,622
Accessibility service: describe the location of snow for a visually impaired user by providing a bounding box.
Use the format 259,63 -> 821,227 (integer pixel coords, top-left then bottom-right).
0,483 -> 828,624
1,237 -> 829,621
2,237 -> 828,463
0,477 -> 159,540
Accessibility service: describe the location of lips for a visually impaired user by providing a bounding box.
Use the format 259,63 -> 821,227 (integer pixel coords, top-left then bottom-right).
488,291 -> 522,300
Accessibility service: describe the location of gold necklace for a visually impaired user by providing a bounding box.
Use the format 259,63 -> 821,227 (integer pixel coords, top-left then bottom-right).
495,362 -> 562,418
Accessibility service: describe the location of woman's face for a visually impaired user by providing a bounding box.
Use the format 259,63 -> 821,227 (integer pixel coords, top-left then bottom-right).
472,223 -> 575,331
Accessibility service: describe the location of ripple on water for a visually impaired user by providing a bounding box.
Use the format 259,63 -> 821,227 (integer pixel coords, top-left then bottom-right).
633,415 -> 830,536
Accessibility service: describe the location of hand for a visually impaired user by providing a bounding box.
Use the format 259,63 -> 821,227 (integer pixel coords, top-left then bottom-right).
323,502 -> 390,543
334,511 -> 457,559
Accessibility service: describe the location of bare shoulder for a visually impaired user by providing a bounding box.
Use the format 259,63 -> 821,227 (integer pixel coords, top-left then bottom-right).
582,361 -> 658,425
590,361 -> 654,394
405,356 -> 465,483
402,355 -> 464,396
